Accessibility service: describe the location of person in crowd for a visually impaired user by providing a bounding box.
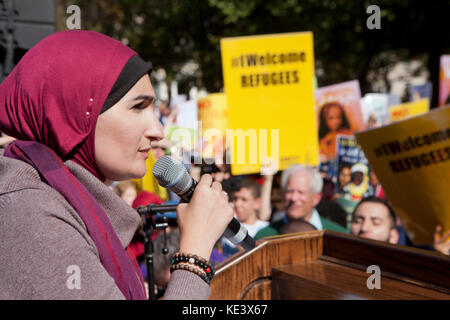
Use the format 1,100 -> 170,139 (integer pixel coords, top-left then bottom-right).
318,102 -> 352,161
279,220 -> 317,235
220,178 -> 269,257
350,197 -> 450,255
255,164 -> 347,240
150,138 -> 171,161
258,157 -> 277,221
369,170 -> 385,199
127,188 -> 166,266
113,180 -> 139,207
0,30 -> 233,299
156,100 -> 172,126
350,196 -> 399,244
313,175 -> 349,229
150,230 -> 180,299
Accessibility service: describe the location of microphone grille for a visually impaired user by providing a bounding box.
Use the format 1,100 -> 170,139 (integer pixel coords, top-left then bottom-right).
152,155 -> 192,194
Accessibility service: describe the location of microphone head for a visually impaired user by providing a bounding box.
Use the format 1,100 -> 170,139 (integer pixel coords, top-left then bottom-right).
152,155 -> 193,195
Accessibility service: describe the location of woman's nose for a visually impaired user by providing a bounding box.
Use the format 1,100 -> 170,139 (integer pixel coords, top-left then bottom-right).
144,109 -> 164,142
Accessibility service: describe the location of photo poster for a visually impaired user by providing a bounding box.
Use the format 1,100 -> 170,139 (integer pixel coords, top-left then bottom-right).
318,159 -> 337,185
389,98 -> 430,123
409,82 -> 432,103
439,55 -> 450,106
221,32 -> 318,175
360,93 -> 391,129
167,99 -> 198,152
314,80 -> 366,163
355,106 -> 450,244
197,93 -> 228,161
335,134 -> 372,203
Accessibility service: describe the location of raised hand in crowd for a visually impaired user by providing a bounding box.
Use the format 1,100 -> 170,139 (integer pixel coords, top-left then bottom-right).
433,225 -> 450,256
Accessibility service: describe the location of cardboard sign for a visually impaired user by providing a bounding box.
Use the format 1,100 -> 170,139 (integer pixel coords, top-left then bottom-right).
356,106 -> 450,244
221,32 -> 317,175
336,134 -> 371,202
197,93 -> 228,159
410,82 -> 432,102
389,98 -> 430,122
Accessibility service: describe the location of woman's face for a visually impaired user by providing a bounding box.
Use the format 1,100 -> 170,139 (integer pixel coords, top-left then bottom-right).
95,75 -> 164,181
324,105 -> 343,132
339,167 -> 351,186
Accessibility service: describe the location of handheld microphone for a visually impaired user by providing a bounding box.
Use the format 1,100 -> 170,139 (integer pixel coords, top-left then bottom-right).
152,156 -> 256,251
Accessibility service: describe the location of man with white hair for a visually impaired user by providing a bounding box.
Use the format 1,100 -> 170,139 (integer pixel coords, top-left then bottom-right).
255,164 -> 347,239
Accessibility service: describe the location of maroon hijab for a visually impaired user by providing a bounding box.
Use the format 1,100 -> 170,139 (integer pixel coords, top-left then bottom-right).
0,30 -> 137,179
0,30 -> 147,299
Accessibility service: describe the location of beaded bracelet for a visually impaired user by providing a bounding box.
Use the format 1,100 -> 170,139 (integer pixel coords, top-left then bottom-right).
170,252 -> 215,283
170,263 -> 211,285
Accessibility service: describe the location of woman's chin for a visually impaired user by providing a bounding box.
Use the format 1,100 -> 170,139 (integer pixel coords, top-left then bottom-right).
106,165 -> 147,181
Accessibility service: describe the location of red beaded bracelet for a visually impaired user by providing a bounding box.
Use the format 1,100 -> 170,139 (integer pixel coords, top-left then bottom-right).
170,252 -> 215,283
169,263 -> 211,284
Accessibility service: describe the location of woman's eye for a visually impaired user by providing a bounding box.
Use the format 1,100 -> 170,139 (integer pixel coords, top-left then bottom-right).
132,102 -> 146,110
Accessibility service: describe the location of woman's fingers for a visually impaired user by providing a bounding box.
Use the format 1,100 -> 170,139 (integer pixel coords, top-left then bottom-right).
211,181 -> 222,192
197,173 -> 213,188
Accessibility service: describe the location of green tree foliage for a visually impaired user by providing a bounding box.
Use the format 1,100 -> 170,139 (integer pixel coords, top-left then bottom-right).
57,0 -> 450,105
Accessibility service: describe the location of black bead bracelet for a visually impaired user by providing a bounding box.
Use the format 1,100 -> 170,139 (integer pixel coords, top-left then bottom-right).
170,252 -> 215,283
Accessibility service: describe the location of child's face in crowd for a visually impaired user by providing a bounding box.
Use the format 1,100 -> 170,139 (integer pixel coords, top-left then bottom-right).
232,188 -> 260,223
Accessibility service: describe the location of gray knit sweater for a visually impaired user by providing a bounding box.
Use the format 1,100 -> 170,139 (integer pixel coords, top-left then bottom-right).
0,149 -> 210,300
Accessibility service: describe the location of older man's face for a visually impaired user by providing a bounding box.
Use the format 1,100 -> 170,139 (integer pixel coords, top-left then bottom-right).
284,171 -> 321,221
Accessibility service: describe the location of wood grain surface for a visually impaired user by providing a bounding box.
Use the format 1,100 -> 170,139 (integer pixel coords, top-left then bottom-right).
209,231 -> 450,300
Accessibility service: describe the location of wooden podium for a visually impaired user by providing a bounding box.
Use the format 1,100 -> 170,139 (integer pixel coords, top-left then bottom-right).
209,231 -> 450,300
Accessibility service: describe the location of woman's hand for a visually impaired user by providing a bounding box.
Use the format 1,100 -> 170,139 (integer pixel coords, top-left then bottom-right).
176,174 -> 233,260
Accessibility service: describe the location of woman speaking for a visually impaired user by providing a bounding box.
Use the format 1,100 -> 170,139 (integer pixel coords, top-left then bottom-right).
0,30 -> 233,299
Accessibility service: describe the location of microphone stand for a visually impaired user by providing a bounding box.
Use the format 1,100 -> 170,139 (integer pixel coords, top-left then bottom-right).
137,204 -> 178,300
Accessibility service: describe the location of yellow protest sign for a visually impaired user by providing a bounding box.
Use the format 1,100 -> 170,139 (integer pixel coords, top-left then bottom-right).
133,152 -> 169,201
197,93 -> 228,159
389,98 -> 430,122
356,105 -> 450,244
220,32 -> 318,175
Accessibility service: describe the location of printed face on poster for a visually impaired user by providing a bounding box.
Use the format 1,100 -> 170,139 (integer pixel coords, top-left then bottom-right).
315,80 -> 366,163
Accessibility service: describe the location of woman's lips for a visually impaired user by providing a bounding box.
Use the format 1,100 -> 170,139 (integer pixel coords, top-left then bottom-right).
139,147 -> 151,158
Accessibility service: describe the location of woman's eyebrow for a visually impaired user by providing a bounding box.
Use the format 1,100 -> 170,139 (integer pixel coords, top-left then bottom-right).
132,94 -> 155,103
